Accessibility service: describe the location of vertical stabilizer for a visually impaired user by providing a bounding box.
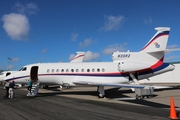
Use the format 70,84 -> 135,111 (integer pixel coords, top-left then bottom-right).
141,27 -> 170,53
70,52 -> 85,62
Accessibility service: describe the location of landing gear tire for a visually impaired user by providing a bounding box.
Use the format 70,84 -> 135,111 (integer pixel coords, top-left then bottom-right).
98,93 -> 105,98
40,85 -> 49,89
136,95 -> 143,100
147,95 -> 153,98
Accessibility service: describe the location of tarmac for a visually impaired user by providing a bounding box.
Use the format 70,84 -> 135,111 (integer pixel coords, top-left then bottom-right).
0,85 -> 180,120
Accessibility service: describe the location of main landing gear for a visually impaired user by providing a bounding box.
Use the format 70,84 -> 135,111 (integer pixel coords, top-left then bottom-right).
97,86 -> 105,98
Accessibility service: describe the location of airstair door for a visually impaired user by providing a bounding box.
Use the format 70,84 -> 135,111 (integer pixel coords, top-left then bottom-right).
27,66 -> 39,97
30,66 -> 38,82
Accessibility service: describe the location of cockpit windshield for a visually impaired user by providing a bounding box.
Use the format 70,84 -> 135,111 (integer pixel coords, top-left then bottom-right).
19,67 -> 27,71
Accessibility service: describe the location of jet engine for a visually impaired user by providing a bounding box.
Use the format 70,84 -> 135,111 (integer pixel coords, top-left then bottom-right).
118,61 -> 150,72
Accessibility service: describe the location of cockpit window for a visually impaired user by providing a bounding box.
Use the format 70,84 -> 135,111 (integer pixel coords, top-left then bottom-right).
6,72 -> 11,76
22,67 -> 27,71
19,67 -> 24,71
19,67 -> 27,71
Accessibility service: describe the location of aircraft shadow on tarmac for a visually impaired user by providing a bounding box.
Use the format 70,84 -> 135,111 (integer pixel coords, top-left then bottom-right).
37,87 -> 179,109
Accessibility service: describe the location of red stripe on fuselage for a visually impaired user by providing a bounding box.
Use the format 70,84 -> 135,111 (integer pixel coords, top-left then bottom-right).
150,57 -> 164,69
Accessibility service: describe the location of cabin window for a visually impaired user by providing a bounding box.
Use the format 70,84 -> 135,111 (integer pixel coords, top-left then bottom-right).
76,69 -> 79,72
56,69 -> 59,72
97,68 -> 100,72
102,68 -> 105,72
71,69 -> 74,72
52,69 -> 55,73
66,69 -> 69,72
47,69 -> 50,73
92,68 -> 95,72
61,69 -> 64,72
81,69 -> 84,72
87,69 -> 90,72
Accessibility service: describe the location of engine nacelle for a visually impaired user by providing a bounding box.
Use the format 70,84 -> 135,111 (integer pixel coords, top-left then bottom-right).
118,62 -> 150,72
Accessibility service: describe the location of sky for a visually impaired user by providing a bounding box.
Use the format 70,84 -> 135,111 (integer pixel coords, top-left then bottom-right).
0,0 -> 180,70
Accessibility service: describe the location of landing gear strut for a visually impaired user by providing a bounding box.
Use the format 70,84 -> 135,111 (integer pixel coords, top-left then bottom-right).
97,86 -> 105,98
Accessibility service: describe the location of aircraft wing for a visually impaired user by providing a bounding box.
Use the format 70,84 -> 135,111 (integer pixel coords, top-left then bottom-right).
73,81 -> 172,89
73,81 -> 147,89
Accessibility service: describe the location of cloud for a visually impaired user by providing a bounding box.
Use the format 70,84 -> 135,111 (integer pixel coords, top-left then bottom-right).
167,44 -> 179,49
39,57 -> 45,62
102,43 -> 127,55
11,57 -> 19,62
164,55 -> 178,62
79,38 -> 94,48
143,17 -> 152,24
99,15 -> 125,32
84,51 -> 100,61
2,13 -> 30,40
69,54 -> 75,60
6,57 -> 19,70
40,49 -> 47,53
7,65 -> 14,70
13,2 -> 38,15
71,33 -> 79,41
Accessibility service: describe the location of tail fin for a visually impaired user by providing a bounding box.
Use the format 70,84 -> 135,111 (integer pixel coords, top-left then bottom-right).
70,52 -> 85,63
141,27 -> 170,53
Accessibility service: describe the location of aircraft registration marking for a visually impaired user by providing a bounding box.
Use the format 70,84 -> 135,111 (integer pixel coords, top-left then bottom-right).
117,54 -> 130,58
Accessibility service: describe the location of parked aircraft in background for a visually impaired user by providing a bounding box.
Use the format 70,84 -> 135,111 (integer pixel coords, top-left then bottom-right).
0,71 -> 18,81
3,27 -> 175,98
0,71 -> 22,88
0,70 -> 18,83
70,52 -> 85,63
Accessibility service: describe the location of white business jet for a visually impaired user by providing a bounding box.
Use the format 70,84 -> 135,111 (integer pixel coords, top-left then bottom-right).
4,27 -> 175,98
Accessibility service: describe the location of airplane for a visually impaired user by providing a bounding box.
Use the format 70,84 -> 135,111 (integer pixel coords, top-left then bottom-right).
3,27 -> 175,98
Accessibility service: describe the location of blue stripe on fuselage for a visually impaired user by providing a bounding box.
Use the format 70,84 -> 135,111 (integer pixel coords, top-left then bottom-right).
138,63 -> 170,75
